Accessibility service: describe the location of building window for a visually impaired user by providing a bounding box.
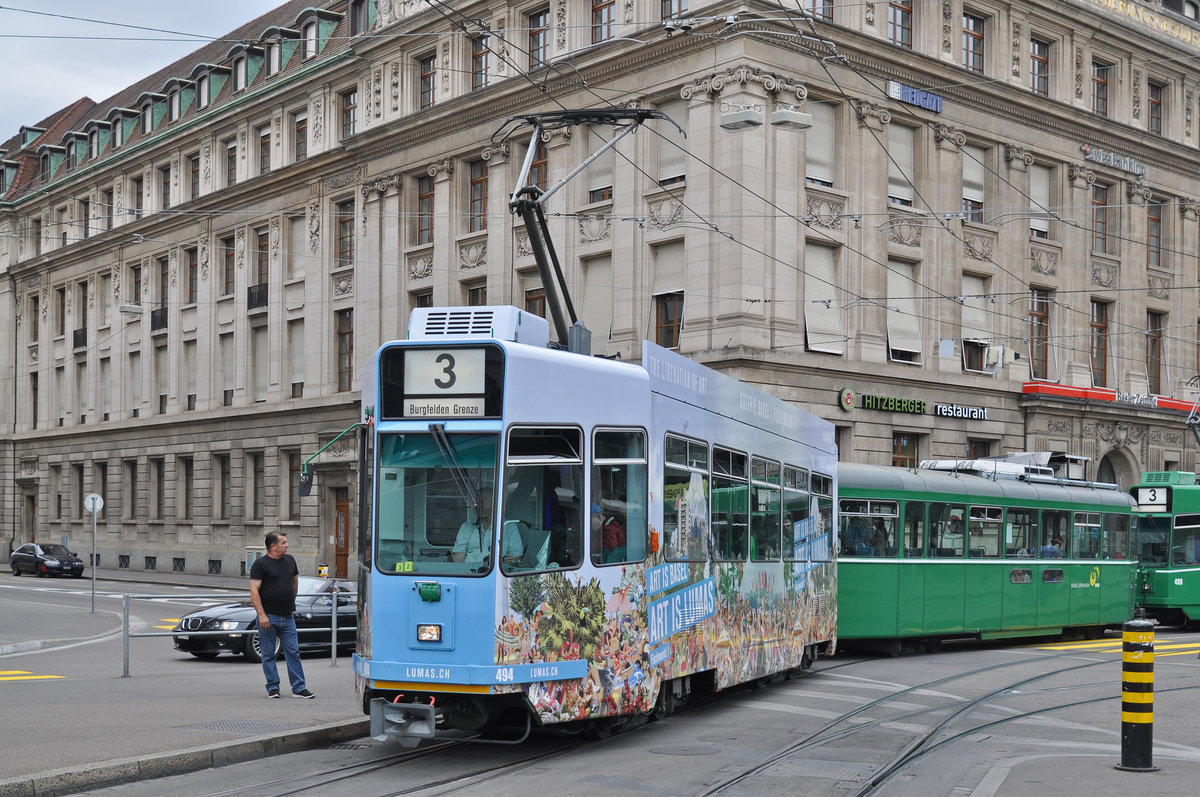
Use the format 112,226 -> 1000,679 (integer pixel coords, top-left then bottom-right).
159,165 -> 171,211
152,458 -> 166,520
221,236 -> 235,296
962,13 -> 984,73
472,35 -> 490,89
336,309 -> 354,392
251,453 -> 265,521
266,42 -> 281,75
288,452 -> 303,520
961,145 -> 985,222
258,126 -> 270,175
81,198 -> 90,239
131,177 -> 144,219
892,432 -> 918,468
141,104 -> 153,135
593,0 -> 615,43
168,91 -> 180,122
467,283 -> 487,306
1147,312 -> 1165,394
886,260 -> 921,363
185,248 -> 198,304
967,439 -> 991,459
341,89 -> 357,138
293,112 -> 307,160
418,53 -> 436,109
180,457 -> 193,520
337,200 -> 354,266
234,57 -> 247,91
130,264 -> 142,305
469,160 -> 487,232
662,0 -> 687,17
1091,300 -> 1109,387
189,154 -> 200,200
655,292 -> 684,349
1029,163 -> 1051,238
1148,81 -> 1164,134
529,139 -> 548,192
1029,288 -> 1051,380
88,130 -> 99,159
889,0 -> 912,48
197,75 -> 210,109
529,8 -> 551,68
524,287 -> 547,317
416,175 -> 434,245
216,454 -> 231,520
350,0 -> 368,35
805,0 -> 832,21
29,295 -> 39,343
103,189 -> 114,230
414,291 -> 433,308
1148,200 -> 1162,269
805,102 -> 835,187
1092,60 -> 1110,116
55,287 -> 66,337
887,124 -> 914,206
1091,183 -> 1109,253
157,256 -> 169,311
255,227 -> 269,286
303,21 -> 318,58
224,139 -> 237,187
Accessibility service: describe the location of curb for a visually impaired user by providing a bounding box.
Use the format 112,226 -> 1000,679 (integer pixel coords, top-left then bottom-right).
0,717 -> 371,797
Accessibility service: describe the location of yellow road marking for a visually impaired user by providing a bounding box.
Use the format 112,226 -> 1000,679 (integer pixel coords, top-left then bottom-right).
0,675 -> 64,681
154,624 -> 177,630
0,670 -> 32,675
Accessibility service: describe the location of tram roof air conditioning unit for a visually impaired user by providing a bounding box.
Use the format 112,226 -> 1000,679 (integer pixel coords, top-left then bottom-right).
408,305 -> 550,348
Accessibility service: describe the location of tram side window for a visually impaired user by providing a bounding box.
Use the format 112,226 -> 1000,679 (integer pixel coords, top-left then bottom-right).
1041,509 -> 1070,558
928,502 -> 966,557
663,434 -> 708,562
1103,513 -> 1130,560
1172,516 -> 1200,565
967,506 -> 1003,558
1007,508 -> 1037,557
903,501 -> 925,557
712,447 -> 749,561
1072,512 -> 1102,558
750,458 -> 782,561
783,466 -> 816,562
810,472 -> 834,561
839,501 -> 897,557
500,427 -> 584,574
590,428 -> 647,566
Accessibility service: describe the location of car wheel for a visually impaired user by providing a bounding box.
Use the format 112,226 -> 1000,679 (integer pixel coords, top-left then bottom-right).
10,563 -> 19,576
244,632 -> 281,664
189,651 -> 221,660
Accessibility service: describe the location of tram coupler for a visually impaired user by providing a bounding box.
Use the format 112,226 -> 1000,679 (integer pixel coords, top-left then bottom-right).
370,698 -> 437,747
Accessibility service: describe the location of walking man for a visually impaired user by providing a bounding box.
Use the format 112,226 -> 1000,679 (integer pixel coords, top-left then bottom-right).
249,532 -> 314,699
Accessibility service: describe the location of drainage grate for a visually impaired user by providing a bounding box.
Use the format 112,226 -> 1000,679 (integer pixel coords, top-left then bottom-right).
187,720 -> 301,735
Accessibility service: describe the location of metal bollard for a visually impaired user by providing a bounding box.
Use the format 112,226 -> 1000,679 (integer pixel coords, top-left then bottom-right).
1116,617 -> 1158,772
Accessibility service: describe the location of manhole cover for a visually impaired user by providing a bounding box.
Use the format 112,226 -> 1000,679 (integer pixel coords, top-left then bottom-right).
186,720 -> 301,734
648,744 -> 722,756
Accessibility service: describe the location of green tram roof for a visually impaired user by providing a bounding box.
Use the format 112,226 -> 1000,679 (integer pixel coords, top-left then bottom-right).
838,463 -> 1135,511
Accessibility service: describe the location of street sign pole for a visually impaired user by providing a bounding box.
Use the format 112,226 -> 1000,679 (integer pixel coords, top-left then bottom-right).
84,493 -> 104,613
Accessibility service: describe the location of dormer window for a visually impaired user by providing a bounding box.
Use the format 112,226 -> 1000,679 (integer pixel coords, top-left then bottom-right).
350,0 -> 368,35
88,130 -> 99,159
39,153 -> 50,181
113,118 -> 124,148
141,104 -> 153,135
303,21 -> 318,58
234,57 -> 247,91
197,75 -> 210,109
169,91 -> 181,121
65,141 -> 75,171
267,42 -> 281,75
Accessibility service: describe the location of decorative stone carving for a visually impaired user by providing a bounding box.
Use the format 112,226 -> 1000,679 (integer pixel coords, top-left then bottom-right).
494,21 -> 508,77
311,96 -> 323,144
235,228 -> 246,270
516,230 -> 533,257
888,216 -> 922,248
648,198 -> 683,229
1004,144 -> 1034,169
373,68 -> 383,120
408,253 -> 433,279
865,0 -> 874,26
239,130 -> 246,160
624,0 -> 634,23
169,249 -> 178,286
199,237 -> 209,281
333,271 -> 354,296
681,65 -> 808,103
963,232 -> 993,261
1011,22 -> 1021,78
1030,247 -> 1058,275
1189,89 -> 1194,142
933,124 -> 966,146
1074,47 -> 1084,99
1148,274 -> 1171,298
942,0 -> 952,54
854,101 -> 891,127
1091,260 -> 1118,287
482,141 -> 510,163
274,116 -> 281,148
426,159 -> 454,177
1132,70 -> 1141,119
363,173 -> 401,196
112,268 -> 120,305
1179,198 -> 1200,219
806,194 -> 846,230
459,241 -> 487,270
326,171 -> 358,189
1088,422 -> 1148,448
441,42 -> 450,95
391,63 -> 401,111
556,0 -> 568,51
308,199 -> 320,255
1046,419 -> 1073,434
578,215 -> 611,244
202,144 -> 211,184
1067,163 -> 1096,185
1126,179 -> 1153,202
270,217 -> 281,260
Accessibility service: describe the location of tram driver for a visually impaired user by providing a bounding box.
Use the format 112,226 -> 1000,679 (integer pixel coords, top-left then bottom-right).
452,502 -> 523,568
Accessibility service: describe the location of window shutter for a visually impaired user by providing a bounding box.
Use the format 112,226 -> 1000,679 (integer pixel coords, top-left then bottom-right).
962,145 -> 985,204
1029,164 -> 1051,234
587,125 -> 614,196
289,321 -> 305,385
805,102 -> 835,186
886,260 -> 922,355
657,99 -> 687,184
960,274 -> 989,340
652,241 -> 685,294
804,244 -> 844,354
582,255 -> 614,346
887,124 -> 914,203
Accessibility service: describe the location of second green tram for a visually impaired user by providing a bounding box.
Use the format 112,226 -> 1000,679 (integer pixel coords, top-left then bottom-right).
1131,471 -> 1200,626
838,461 -> 1137,647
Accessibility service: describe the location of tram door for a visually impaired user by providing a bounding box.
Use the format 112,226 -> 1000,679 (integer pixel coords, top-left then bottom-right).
334,488 -> 349,579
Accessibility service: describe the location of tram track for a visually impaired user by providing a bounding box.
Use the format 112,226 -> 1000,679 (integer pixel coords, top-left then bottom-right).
693,643 -> 1200,796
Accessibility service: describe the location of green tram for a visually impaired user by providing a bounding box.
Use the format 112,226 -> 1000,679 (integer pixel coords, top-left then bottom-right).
1131,471 -> 1200,626
838,460 -> 1137,649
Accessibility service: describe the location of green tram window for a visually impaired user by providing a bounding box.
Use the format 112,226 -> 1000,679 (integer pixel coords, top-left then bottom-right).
663,434 -> 708,562
838,500 -> 897,557
1041,509 -> 1070,558
1007,508 -> 1037,558
967,506 -> 1003,558
590,428 -> 647,566
712,447 -> 749,561
1073,512 -> 1102,558
903,501 -> 925,557
928,502 -> 966,557
1138,515 -> 1170,564
1172,514 -> 1200,565
750,458 -> 781,561
1103,513 -> 1131,560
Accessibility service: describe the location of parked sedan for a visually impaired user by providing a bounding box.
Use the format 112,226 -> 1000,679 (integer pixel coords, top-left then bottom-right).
10,543 -> 86,577
172,577 -> 356,662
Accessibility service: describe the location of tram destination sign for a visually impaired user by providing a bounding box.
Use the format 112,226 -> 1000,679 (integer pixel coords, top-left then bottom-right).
379,344 -> 504,420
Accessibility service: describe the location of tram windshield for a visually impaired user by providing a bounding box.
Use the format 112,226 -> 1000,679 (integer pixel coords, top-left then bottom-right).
375,432 -> 499,576
1138,515 -> 1170,564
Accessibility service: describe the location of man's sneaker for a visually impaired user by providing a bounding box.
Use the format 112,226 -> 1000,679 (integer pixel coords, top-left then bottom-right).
267,689 -> 280,699
293,689 -> 315,699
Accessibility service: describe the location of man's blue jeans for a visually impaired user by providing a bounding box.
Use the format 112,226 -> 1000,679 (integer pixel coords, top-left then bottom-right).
259,613 -> 306,694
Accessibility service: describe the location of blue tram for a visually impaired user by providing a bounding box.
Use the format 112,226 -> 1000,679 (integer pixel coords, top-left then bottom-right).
353,306 -> 838,744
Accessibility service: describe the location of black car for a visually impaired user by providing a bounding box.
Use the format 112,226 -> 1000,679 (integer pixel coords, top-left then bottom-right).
10,543 -> 86,578
172,576 -> 356,662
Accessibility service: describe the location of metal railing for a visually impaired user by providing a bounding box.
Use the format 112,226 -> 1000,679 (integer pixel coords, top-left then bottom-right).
120,591 -> 356,677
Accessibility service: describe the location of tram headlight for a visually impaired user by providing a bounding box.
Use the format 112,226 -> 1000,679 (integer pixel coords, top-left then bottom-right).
416,624 -> 442,643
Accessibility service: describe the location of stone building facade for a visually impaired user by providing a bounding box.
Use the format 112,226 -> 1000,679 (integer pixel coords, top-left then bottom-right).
3,0 -> 1200,576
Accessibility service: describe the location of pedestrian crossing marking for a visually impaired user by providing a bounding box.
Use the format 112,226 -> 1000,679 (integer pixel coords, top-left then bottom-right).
0,670 -> 64,681
1034,639 -> 1200,653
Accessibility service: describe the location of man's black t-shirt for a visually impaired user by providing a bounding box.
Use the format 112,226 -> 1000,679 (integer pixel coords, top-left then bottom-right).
251,554 -> 299,615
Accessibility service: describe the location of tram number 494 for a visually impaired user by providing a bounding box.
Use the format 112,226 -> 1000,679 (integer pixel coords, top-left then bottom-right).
495,667 -> 515,683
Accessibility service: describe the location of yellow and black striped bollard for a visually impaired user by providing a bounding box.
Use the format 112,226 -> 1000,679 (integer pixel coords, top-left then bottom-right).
1116,617 -> 1157,772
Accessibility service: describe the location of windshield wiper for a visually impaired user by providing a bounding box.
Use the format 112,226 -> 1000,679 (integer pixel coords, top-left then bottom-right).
429,423 -> 477,510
